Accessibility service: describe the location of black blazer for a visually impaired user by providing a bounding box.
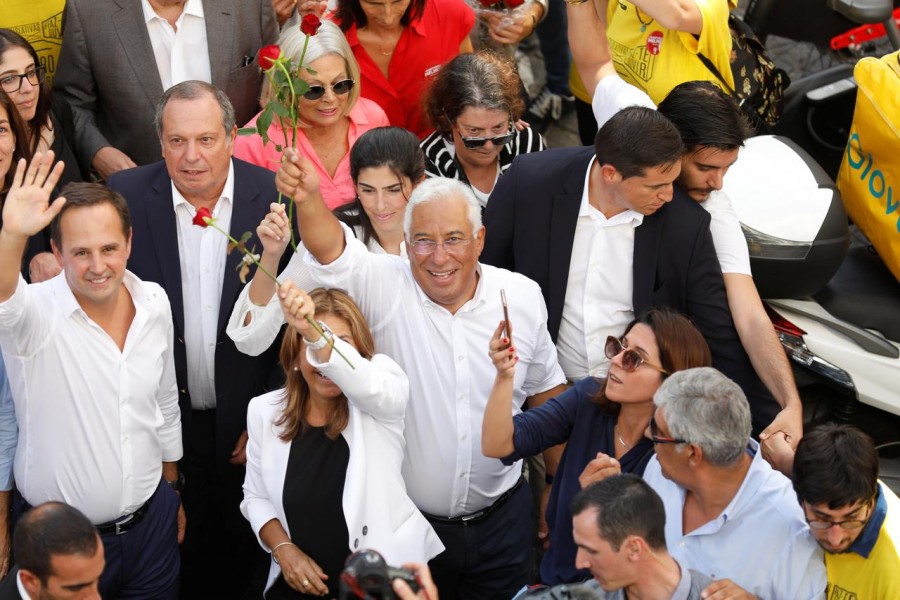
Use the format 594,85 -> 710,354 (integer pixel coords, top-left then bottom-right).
0,567 -> 23,600
482,146 -> 779,432
109,158 -> 292,464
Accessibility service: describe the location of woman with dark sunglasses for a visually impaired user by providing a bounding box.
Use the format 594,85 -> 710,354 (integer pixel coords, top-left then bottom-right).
234,21 -> 389,210
482,307 -> 712,586
0,29 -> 88,283
420,52 -> 544,208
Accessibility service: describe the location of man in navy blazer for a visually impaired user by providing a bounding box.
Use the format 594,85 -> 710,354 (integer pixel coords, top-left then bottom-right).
481,107 -> 779,435
108,81 -> 291,598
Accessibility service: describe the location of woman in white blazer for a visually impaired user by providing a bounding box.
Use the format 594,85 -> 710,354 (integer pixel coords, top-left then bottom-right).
241,284 -> 443,598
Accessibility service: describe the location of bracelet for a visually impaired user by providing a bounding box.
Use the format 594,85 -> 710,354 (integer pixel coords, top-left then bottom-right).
303,320 -> 333,351
271,541 -> 296,565
564,0 -> 590,5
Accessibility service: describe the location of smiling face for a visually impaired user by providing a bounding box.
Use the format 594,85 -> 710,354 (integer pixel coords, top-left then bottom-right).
678,146 -> 740,202
407,195 -> 484,314
0,45 -> 40,122
605,323 -> 666,406
298,54 -> 352,129
356,165 -> 413,241
51,203 -> 131,314
451,106 -> 512,172
803,499 -> 873,554
359,0 -> 412,30
0,103 -> 15,181
160,93 -> 235,206
573,508 -> 633,591
298,312 -> 356,401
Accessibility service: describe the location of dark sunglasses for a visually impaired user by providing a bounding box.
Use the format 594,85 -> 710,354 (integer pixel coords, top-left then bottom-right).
457,128 -> 516,149
604,336 -> 669,374
303,79 -> 355,101
649,412 -> 688,445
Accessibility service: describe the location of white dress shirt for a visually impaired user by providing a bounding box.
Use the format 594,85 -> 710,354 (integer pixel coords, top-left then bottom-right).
556,157 -> 642,380
702,191 -> 752,276
172,162 -> 234,409
0,273 -> 182,524
142,0 -> 212,90
227,222 -> 407,357
305,224 -> 566,517
643,440 -> 827,600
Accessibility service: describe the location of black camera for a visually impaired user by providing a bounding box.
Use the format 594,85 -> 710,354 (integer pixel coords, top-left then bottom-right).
338,549 -> 421,600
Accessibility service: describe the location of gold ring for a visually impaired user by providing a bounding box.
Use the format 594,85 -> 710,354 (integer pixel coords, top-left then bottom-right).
302,579 -> 310,587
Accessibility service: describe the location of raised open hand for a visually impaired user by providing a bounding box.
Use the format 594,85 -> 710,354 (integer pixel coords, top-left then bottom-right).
1,152 -> 66,238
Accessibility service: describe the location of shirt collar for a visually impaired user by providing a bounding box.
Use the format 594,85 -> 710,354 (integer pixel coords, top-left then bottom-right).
171,159 -> 235,215
578,156 -> 644,226
716,439 -> 763,524
670,560 -> 694,600
847,482 -> 888,558
53,270 -> 143,319
142,0 -> 204,24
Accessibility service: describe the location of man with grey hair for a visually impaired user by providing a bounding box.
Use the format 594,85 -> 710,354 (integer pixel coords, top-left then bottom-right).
108,80 -> 292,597
643,368 -> 826,600
276,151 -> 567,599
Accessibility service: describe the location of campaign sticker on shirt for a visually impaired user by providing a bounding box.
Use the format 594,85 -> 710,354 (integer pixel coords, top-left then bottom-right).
425,64 -> 442,78
646,31 -> 664,55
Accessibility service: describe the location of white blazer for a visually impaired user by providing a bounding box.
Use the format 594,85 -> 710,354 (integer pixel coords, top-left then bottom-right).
241,337 -> 444,593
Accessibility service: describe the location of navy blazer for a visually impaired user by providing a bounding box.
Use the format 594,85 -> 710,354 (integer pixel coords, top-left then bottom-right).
109,158 -> 292,464
482,146 -> 779,433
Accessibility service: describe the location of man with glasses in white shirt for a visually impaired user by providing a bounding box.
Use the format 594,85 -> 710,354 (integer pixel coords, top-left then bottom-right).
0,155 -> 183,599
276,152 -> 567,600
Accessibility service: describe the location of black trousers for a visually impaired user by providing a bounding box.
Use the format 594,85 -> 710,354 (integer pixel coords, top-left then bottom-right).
426,480 -> 534,600
179,409 -> 265,599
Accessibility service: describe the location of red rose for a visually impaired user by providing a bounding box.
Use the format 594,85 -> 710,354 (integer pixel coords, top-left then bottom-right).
504,0 -> 525,7
300,14 -> 322,36
256,44 -> 280,70
193,207 -> 213,228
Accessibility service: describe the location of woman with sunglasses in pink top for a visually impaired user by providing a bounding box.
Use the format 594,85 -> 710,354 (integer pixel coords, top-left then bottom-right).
234,21 -> 389,210
482,307 -> 712,586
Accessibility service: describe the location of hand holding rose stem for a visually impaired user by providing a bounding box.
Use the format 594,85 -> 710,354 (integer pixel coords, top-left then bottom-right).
191,206 -> 353,368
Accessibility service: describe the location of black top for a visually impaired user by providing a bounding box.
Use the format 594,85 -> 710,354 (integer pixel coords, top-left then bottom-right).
267,426 -> 350,600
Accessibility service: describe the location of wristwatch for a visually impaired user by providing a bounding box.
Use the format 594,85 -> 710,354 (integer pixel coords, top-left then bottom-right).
166,471 -> 186,492
303,320 -> 333,351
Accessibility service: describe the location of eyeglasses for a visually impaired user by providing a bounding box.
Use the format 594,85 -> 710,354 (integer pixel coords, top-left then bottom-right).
804,501 -> 873,531
456,126 -> 516,149
604,336 -> 669,374
410,237 -> 473,255
303,79 -> 355,101
648,412 -> 688,445
0,66 -> 45,93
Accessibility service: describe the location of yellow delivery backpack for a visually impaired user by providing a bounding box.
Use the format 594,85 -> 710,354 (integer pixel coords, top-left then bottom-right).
837,50 -> 900,282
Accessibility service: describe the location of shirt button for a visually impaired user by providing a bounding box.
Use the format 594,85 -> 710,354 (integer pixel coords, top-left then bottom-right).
457,355 -> 464,361
208,343 -> 214,348
362,526 -> 368,535
353,538 -> 359,549
461,434 -> 468,441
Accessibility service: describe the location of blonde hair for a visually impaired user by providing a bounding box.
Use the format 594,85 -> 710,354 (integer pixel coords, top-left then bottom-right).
260,20 -> 361,124
277,288 -> 375,440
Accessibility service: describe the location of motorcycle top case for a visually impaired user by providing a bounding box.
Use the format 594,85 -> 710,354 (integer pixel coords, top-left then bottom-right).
837,51 -> 900,283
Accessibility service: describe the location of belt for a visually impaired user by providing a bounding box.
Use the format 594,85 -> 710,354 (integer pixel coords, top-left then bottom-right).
95,497 -> 152,536
423,477 -> 524,526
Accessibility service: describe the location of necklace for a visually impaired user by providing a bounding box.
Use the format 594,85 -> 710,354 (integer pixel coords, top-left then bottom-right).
615,425 -> 632,449
380,47 -> 394,56
635,7 -> 653,32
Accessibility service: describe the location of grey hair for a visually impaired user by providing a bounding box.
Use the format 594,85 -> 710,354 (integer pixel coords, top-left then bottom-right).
653,367 -> 751,467
154,80 -> 236,140
260,20 -> 361,119
403,178 -> 483,240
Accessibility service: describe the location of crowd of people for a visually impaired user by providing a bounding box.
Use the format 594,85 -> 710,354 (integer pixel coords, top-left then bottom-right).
0,1 -> 897,600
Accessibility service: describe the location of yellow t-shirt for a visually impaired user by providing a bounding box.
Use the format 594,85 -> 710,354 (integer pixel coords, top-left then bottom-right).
571,0 -> 734,104
824,482 -> 900,600
0,0 -> 66,84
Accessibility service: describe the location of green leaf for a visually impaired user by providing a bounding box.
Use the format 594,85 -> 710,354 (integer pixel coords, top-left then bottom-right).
292,78 -> 310,96
270,102 -> 292,119
305,66 -> 317,76
237,127 -> 258,137
275,144 -> 283,152
240,231 -> 253,243
258,105 -> 274,137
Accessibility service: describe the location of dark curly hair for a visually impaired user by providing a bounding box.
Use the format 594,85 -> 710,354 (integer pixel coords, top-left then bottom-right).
424,51 -> 525,138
